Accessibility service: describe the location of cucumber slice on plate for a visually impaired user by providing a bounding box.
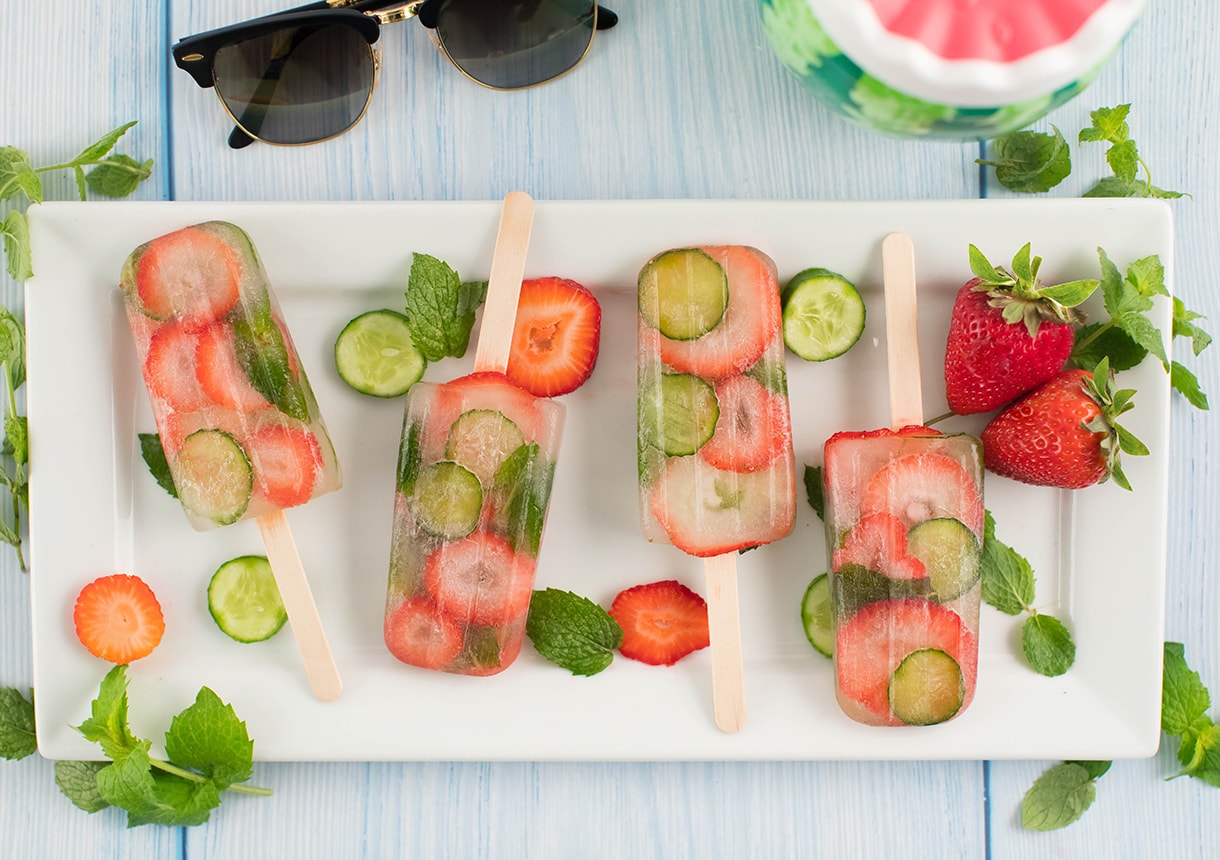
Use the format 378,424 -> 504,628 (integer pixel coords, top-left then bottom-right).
175,429 -> 253,526
207,555 -> 287,643
800,573 -> 834,658
409,461 -> 483,540
888,647 -> 965,725
781,268 -> 866,361
334,309 -> 426,398
907,517 -> 981,602
638,248 -> 729,341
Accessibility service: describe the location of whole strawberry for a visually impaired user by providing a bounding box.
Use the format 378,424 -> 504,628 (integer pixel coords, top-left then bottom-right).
981,359 -> 1147,490
944,244 -> 1099,414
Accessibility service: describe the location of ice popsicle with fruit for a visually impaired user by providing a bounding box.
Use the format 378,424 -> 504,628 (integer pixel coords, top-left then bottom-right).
821,233 -> 983,726
121,220 -> 342,700
636,245 -> 797,732
383,191 -> 566,676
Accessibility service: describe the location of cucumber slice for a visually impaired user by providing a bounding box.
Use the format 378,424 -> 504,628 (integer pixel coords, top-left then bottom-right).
907,517 -> 982,602
334,309 -> 426,398
800,573 -> 834,658
638,372 -> 719,456
781,268 -> 866,361
174,429 -> 253,526
445,409 -> 525,487
639,248 -> 729,341
207,555 -> 287,643
409,461 -> 483,540
888,647 -> 965,725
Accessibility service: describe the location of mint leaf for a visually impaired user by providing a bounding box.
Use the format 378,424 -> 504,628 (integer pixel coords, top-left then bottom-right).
86,155 -> 154,199
1126,256 -> 1167,298
803,464 -> 824,521
1067,760 -> 1112,780
1106,139 -> 1139,185
977,127 -> 1071,193
1022,613 -> 1076,676
1072,324 -> 1147,372
164,687 -> 254,792
129,771 -> 221,828
1021,762 -> 1099,830
1170,362 -> 1209,410
980,511 -> 1034,616
2,210 -> 33,282
494,443 -> 555,557
1173,298 -> 1213,356
138,433 -> 177,498
74,665 -> 141,761
1162,642 -> 1211,735
1079,104 -> 1131,144
0,305 -> 26,390
54,760 -> 110,813
0,686 -> 36,759
1083,176 -> 1142,198
404,253 -> 484,361
0,147 -> 43,204
72,121 -> 138,165
526,588 -> 623,676
1182,724 -> 1220,786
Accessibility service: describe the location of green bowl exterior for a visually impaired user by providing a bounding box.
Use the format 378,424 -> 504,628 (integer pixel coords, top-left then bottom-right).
757,0 -> 1116,140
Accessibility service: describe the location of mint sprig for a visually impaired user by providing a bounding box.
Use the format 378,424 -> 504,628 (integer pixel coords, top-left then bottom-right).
526,588 -> 623,676
0,307 -> 27,569
403,253 -> 488,362
1078,105 -> 1185,199
1021,760 -> 1112,830
0,686 -> 36,760
980,510 -> 1076,676
975,126 -> 1072,194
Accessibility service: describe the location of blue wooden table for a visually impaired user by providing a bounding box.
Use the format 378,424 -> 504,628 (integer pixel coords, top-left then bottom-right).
2,1 -> 1217,856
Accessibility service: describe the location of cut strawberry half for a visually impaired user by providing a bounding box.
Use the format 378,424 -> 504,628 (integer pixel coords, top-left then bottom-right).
383,596 -> 465,671
698,373 -> 791,472
835,598 -> 977,724
195,323 -> 272,412
860,451 -> 984,536
244,422 -> 323,509
133,224 -> 241,329
833,512 -> 927,580
144,321 -> 212,413
422,532 -> 536,626
505,277 -> 601,397
73,573 -> 166,664
609,579 -> 710,666
649,246 -> 780,380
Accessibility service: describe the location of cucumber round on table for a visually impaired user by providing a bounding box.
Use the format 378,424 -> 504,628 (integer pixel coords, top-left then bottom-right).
208,555 -> 287,643
888,647 -> 965,725
800,573 -> 834,658
334,309 -> 426,397
780,267 -> 866,361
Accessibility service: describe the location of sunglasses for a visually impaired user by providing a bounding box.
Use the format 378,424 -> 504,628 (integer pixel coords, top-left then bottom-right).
173,0 -> 618,149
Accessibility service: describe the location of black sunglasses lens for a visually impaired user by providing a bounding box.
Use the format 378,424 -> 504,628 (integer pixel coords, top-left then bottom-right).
213,23 -> 374,145
434,0 -> 597,89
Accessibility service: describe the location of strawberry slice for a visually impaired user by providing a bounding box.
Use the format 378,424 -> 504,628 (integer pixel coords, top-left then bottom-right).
423,372 -> 556,461
609,580 -> 710,666
698,373 -> 791,472
73,574 -> 166,664
195,323 -> 272,412
383,596 -> 464,670
835,598 -> 977,725
144,321 -> 212,413
244,422 -> 324,509
159,406 -> 247,455
133,224 -> 242,329
422,532 -> 535,626
833,512 -> 927,580
505,277 -> 601,397
647,246 -> 780,380
859,451 -> 985,536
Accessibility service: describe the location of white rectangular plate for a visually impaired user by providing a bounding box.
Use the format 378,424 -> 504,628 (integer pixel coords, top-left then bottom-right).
27,198 -> 1171,761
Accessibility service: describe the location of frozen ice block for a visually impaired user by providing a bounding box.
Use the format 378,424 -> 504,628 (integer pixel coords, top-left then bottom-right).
384,372 -> 564,675
822,427 -> 984,726
121,221 -> 340,530
636,245 -> 796,557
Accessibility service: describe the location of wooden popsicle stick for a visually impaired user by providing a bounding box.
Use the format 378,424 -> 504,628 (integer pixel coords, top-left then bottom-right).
473,191 -> 536,373
257,509 -> 343,702
882,232 -> 924,427
704,552 -> 746,733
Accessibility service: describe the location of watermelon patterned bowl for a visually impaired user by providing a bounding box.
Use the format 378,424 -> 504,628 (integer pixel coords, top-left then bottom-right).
758,0 -> 1147,140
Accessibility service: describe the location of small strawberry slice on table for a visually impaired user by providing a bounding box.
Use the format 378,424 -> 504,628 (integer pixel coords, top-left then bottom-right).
383,596 -> 464,670
609,580 -> 710,666
506,277 -> 602,397
422,531 -> 535,626
73,573 -> 166,664
131,223 -> 242,329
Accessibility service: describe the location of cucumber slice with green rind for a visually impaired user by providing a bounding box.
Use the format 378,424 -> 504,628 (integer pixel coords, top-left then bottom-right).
801,573 -> 834,658
334,309 -> 426,398
445,409 -> 525,487
175,429 -> 253,526
409,461 -> 483,540
639,249 -> 729,341
207,555 -> 287,643
639,372 -> 720,457
781,267 -> 866,361
907,517 -> 982,602
888,647 -> 965,725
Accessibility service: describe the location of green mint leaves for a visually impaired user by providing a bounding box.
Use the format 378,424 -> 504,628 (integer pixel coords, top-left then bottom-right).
1021,761 -> 1112,831
403,253 -> 488,362
60,665 -> 269,827
138,433 -> 177,499
975,126 -> 1072,194
802,464 -> 825,521
0,686 -> 36,760
980,511 -> 1076,676
0,306 -> 27,569
1078,106 -> 1184,200
526,588 -> 623,676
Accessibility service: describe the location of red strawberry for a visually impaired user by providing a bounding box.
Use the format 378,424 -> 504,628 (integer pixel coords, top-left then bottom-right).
609,580 -> 710,666
425,372 -> 553,461
860,450 -> 985,536
144,321 -> 212,412
195,323 -> 272,412
506,277 -> 601,397
422,532 -> 535,626
133,224 -> 241,329
245,422 -> 324,508
698,373 -> 791,472
383,596 -> 464,670
73,574 -> 166,664
944,244 -> 1097,414
834,512 -> 927,580
981,361 -> 1145,490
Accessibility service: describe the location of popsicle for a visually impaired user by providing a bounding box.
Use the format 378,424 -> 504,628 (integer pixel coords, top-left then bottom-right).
821,233 -> 983,726
383,191 -> 564,676
637,245 -> 797,732
121,220 -> 343,700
